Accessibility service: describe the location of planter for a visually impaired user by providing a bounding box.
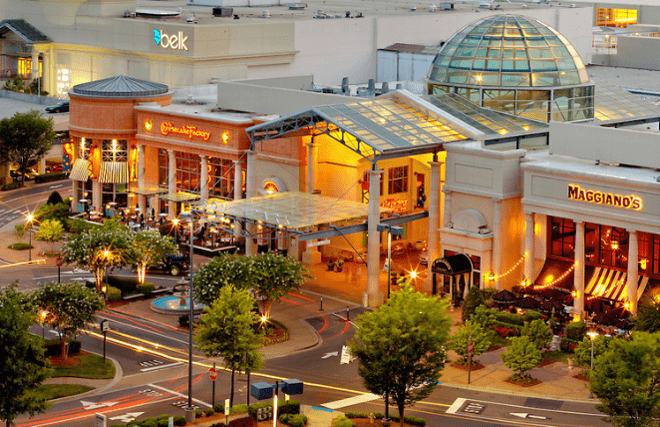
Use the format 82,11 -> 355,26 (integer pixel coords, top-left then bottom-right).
327,262 -> 335,271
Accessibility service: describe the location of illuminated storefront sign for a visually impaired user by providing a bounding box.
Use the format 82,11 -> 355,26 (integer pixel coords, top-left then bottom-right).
380,198 -> 409,212
159,122 -> 211,141
567,184 -> 642,211
263,181 -> 279,193
153,29 -> 189,51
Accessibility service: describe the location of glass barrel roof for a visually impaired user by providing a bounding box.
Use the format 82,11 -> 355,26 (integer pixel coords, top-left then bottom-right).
198,192 -> 389,229
593,80 -> 660,123
421,92 -> 548,135
428,15 -> 589,88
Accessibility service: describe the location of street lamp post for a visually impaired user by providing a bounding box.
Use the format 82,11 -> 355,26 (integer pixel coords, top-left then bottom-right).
27,214 -> 34,261
377,224 -> 403,300
172,218 -> 180,245
587,331 -> 598,371
180,211 -> 195,423
40,310 -> 48,360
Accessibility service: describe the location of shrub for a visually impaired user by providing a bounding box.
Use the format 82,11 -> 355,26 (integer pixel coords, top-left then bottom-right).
35,201 -> 70,223
173,416 -> 187,426
210,423 -> 226,427
137,282 -> 155,297
47,191 -> 64,205
227,417 -> 257,427
278,400 -> 300,415
205,408 -> 216,416
156,414 -> 171,420
560,337 -> 580,353
179,314 -> 189,327
141,418 -> 158,427
214,403 -> 225,413
157,419 -> 169,427
107,286 -> 122,302
332,416 -> 355,427
566,321 -> 587,342
344,411 -> 369,419
45,338 -> 81,356
35,172 -> 67,183
1,182 -> 20,191
107,276 -> 139,294
286,414 -> 307,427
248,401 -> 272,419
66,218 -> 95,233
230,404 -> 249,414
8,242 -> 31,250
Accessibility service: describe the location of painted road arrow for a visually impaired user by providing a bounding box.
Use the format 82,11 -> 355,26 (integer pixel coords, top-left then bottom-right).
110,412 -> 145,422
511,412 -> 548,420
80,400 -> 118,411
322,351 -> 338,359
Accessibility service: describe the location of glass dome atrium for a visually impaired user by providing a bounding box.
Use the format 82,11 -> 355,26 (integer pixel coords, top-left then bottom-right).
427,15 -> 594,122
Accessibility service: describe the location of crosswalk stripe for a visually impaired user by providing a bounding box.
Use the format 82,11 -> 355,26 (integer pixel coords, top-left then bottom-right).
322,393 -> 380,410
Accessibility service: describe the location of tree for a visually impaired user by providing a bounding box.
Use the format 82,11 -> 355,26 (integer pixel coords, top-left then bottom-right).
61,219 -> 135,292
633,296 -> 660,332
0,110 -> 55,185
195,285 -> 263,407
31,282 -> 104,360
46,191 -> 64,205
461,287 -> 495,323
35,219 -> 63,253
590,332 -> 660,427
131,230 -> 177,283
0,284 -> 51,427
348,283 -> 452,427
501,336 -> 542,380
574,335 -> 612,369
450,319 -> 492,364
521,319 -> 553,351
12,222 -> 27,243
193,253 -> 311,317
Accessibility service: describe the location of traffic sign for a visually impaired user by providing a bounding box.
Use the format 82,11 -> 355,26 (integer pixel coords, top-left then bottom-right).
468,341 -> 474,356
209,367 -> 218,381
56,256 -> 63,267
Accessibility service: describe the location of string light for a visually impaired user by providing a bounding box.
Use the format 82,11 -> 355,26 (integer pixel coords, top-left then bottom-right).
489,256 -> 525,281
533,261 -> 577,291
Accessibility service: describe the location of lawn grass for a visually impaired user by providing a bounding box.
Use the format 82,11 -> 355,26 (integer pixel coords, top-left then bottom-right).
543,350 -> 571,364
32,384 -> 94,401
52,354 -> 115,379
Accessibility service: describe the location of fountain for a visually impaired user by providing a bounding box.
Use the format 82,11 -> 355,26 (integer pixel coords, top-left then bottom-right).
150,284 -> 206,315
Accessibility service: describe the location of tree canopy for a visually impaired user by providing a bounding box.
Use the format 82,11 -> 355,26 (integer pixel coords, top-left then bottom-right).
35,219 -> 63,252
521,319 -> 553,351
61,219 -> 135,292
0,110 -> 55,184
131,230 -> 177,283
501,335 -> 542,379
591,332 -> 660,427
450,319 -> 492,364
31,282 -> 104,359
0,285 -> 51,427
195,285 -> 263,407
632,297 -> 660,332
348,283 -> 452,427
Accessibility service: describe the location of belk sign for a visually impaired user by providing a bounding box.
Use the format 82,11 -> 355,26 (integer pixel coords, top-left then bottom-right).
153,29 -> 189,51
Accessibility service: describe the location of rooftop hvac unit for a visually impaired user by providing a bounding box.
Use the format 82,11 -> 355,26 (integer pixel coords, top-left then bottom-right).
262,10 -> 271,18
213,7 -> 233,16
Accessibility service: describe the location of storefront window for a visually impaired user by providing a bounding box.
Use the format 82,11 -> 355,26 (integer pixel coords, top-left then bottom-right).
639,232 -> 660,277
549,216 -> 575,259
585,222 -> 598,264
599,225 -> 628,269
388,166 -> 408,194
102,183 -> 127,207
208,158 -> 235,200
176,152 -> 200,193
471,254 -> 481,289
102,140 -> 128,162
79,138 -> 91,160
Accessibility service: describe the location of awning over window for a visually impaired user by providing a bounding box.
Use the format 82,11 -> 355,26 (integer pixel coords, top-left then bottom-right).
431,254 -> 473,276
69,159 -> 90,182
585,267 -> 650,303
99,161 -> 129,184
160,191 -> 200,203
130,185 -> 167,196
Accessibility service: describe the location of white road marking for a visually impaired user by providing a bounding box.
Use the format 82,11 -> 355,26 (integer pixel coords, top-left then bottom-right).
446,398 -> 466,414
322,393 -> 380,410
140,362 -> 183,372
147,383 -> 211,408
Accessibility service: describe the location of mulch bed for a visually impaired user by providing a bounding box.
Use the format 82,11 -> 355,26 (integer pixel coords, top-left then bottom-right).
537,357 -> 557,368
573,370 -> 591,382
450,361 -> 485,371
48,350 -> 91,367
504,376 -> 541,388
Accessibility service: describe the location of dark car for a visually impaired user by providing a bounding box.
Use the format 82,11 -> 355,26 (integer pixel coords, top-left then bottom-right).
161,254 -> 189,276
45,101 -> 69,113
9,169 -> 23,183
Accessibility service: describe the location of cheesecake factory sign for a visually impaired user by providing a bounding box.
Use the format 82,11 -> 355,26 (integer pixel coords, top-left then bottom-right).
568,184 -> 643,211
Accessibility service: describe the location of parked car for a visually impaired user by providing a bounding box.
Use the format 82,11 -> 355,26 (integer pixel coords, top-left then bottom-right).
46,164 -> 63,173
160,254 -> 189,276
9,169 -> 23,183
45,101 -> 69,113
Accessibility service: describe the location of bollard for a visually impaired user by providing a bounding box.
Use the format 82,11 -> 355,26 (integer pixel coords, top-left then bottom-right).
320,296 -> 323,311
346,306 -> 350,321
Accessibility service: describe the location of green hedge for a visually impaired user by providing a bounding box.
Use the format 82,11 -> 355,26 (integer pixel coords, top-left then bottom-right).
35,172 -> 67,183
345,411 -> 370,419
493,310 -> 542,326
370,413 -> 426,426
108,276 -> 139,294
107,286 -> 122,301
136,282 -> 155,297
566,321 -> 587,342
45,338 -> 81,357
278,414 -> 307,427
248,400 -> 300,420
332,416 -> 355,427
1,182 -> 20,191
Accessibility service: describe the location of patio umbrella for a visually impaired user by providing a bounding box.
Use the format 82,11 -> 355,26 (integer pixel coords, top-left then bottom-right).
515,296 -> 541,310
539,288 -> 571,301
539,299 -> 564,313
592,311 -> 618,326
609,305 -> 632,319
492,289 -> 517,305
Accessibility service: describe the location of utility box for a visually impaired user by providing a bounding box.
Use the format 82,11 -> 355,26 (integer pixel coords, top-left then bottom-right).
281,379 -> 303,395
212,7 -> 233,16
251,382 -> 273,400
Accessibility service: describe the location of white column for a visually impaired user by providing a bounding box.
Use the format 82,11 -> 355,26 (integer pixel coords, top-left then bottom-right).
48,45 -> 55,96
39,158 -> 46,174
628,230 -> 639,316
72,180 -> 80,211
524,213 -> 534,285
233,160 -> 243,239
492,200 -> 502,290
245,150 -> 257,256
168,149 -> 176,216
306,141 -> 317,194
443,191 -> 452,227
289,235 -> 299,261
200,155 -> 208,202
574,221 -> 585,321
92,180 -> 102,213
137,144 -> 146,214
426,161 -> 440,294
31,49 -> 39,81
367,169 -> 383,307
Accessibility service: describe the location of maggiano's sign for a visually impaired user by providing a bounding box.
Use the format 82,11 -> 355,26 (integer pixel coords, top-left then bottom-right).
160,122 -> 211,141
567,184 -> 643,211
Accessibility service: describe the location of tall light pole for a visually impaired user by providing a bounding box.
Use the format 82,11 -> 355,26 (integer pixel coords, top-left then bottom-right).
587,331 -> 598,371
180,211 -> 195,423
377,224 -> 403,300
27,213 -> 34,261
172,218 -> 180,246
40,310 -> 48,360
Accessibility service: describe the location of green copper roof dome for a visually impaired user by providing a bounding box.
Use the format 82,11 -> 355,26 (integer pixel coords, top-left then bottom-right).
427,15 -> 589,88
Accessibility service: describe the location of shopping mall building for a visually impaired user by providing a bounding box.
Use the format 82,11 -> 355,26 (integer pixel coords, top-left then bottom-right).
66,13 -> 660,319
